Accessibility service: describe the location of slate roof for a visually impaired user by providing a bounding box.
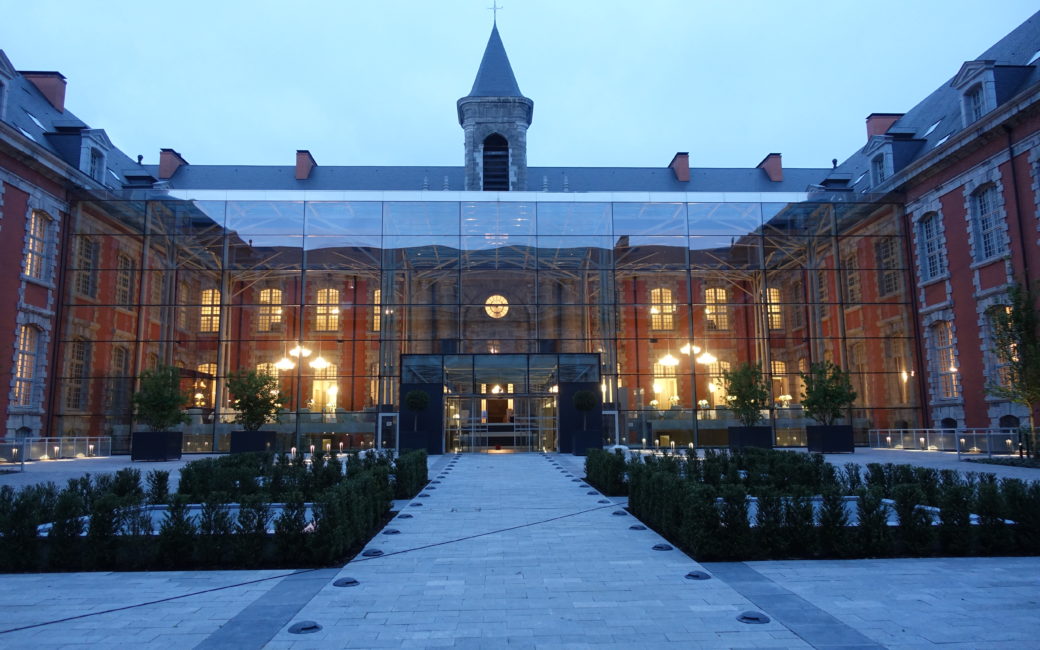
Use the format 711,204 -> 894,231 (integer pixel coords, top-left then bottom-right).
466,23 -> 524,98
827,10 -> 1040,193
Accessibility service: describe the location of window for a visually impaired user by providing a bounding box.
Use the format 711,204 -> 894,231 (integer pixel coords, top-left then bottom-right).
24,210 -> 50,280
704,287 -> 728,330
105,346 -> 131,416
918,213 -> 947,280
115,254 -> 135,307
65,339 -> 91,410
966,85 -> 985,123
972,185 -> 1003,261
650,287 -> 675,331
74,237 -> 99,298
177,281 -> 190,330
871,155 -> 886,186
842,254 -> 861,303
257,288 -> 283,332
766,287 -> 782,329
89,148 -> 104,181
707,360 -> 730,405
771,360 -> 787,401
652,362 -> 678,406
315,288 -> 339,331
932,321 -> 960,400
196,363 -> 216,408
13,325 -> 39,406
257,362 -> 278,378
200,289 -> 221,333
874,238 -> 901,297
372,289 -> 382,331
986,305 -> 1014,389
150,270 -> 165,305
787,284 -> 804,329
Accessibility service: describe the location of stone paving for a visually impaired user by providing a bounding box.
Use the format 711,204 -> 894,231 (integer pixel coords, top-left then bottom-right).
0,451 -> 1037,648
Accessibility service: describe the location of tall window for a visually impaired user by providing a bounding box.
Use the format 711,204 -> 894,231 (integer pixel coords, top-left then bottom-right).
966,85 -> 985,123
766,287 -> 783,329
13,325 -> 39,406
196,363 -> 216,408
771,360 -> 787,400
972,186 -> 1003,261
115,254 -> 135,307
652,362 -> 678,406
257,362 -> 278,378
871,155 -> 886,185
842,254 -> 861,303
650,287 -> 675,331
985,305 -> 1013,389
372,289 -> 382,331
257,288 -> 283,332
89,148 -> 104,181
874,238 -> 901,297
707,360 -> 731,405
65,339 -> 91,410
315,288 -> 339,331
177,281 -> 190,330
704,287 -> 728,330
918,213 -> 947,280
932,321 -> 960,400
105,345 -> 131,416
200,289 -> 221,333
74,237 -> 100,298
24,210 -> 49,280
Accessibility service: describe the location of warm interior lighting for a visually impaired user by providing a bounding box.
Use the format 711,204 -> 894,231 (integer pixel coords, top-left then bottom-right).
900,370 -> 909,383
274,357 -> 295,371
309,356 -> 330,370
653,382 -> 663,394
949,365 -> 958,373
658,353 -> 679,367
680,343 -> 701,355
491,384 -> 502,394
696,352 -> 717,365
289,346 -> 312,358
707,382 -> 717,393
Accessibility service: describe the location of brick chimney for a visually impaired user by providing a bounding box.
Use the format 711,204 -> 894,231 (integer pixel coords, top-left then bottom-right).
756,153 -> 783,182
669,152 -> 690,182
158,148 -> 188,180
21,71 -> 66,112
865,113 -> 904,138
295,150 -> 317,180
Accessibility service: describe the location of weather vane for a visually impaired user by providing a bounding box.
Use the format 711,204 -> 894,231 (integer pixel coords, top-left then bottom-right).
488,2 -> 503,22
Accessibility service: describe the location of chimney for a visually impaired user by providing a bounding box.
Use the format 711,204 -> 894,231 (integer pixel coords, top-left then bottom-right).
669,152 -> 690,182
21,71 -> 66,112
295,150 -> 317,180
865,113 -> 904,138
158,148 -> 188,180
756,153 -> 783,182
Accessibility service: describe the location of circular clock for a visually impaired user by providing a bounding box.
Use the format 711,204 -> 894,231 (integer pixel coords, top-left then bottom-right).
484,294 -> 509,319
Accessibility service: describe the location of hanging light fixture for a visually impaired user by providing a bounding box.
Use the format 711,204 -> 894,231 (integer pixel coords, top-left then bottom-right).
679,343 -> 701,356
289,345 -> 312,358
658,353 -> 679,367
275,357 -> 295,371
696,351 -> 717,365
310,356 -> 330,370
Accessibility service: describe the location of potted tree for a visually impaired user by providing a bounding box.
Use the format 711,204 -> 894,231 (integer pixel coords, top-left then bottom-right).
131,365 -> 189,461
571,389 -> 602,456
227,369 -> 284,453
801,361 -> 858,453
722,362 -> 773,449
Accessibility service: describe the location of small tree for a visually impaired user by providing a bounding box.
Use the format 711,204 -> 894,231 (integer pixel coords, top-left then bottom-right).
722,362 -> 770,427
800,361 -> 857,426
572,390 -> 598,431
226,370 -> 284,431
988,283 -> 1040,456
133,365 -> 189,431
404,389 -> 430,431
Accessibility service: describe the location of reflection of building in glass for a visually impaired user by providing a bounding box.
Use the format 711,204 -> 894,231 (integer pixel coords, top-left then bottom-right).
2,14 -> 1040,453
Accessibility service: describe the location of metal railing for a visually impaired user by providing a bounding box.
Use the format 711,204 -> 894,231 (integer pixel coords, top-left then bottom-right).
0,437 -> 112,463
868,428 -> 1021,457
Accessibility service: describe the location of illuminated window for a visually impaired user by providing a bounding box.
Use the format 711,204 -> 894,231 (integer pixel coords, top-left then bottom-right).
115,254 -> 135,306
918,213 -> 947,280
315,288 -> 339,331
372,289 -> 382,331
74,237 -> 99,298
650,288 -> 675,331
65,339 -> 90,410
652,362 -> 678,406
986,305 -> 1014,389
972,186 -> 1003,261
771,360 -> 787,400
843,254 -> 861,303
932,321 -> 960,399
705,287 -> 728,330
13,325 -> 39,406
196,363 -> 216,408
766,287 -> 783,329
707,360 -> 730,405
257,288 -> 283,332
257,362 -> 278,378
874,238 -> 901,297
200,289 -> 221,333
24,210 -> 50,280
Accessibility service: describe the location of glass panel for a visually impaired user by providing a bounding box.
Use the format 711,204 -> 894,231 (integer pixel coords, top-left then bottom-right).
688,202 -> 761,235
559,354 -> 599,382
537,203 -> 611,235
305,201 -> 382,235
461,202 -> 536,236
225,201 -> 305,236
536,236 -> 614,269
612,202 -> 686,235
383,202 -> 459,235
444,355 -> 473,394
402,356 -> 443,384
474,355 -> 528,394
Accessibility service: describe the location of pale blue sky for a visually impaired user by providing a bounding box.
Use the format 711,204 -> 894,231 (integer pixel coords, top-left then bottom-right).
2,1 -> 1037,170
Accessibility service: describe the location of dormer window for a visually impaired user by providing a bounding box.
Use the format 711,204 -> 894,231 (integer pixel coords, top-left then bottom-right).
89,148 -> 105,181
871,154 -> 887,186
966,85 -> 985,123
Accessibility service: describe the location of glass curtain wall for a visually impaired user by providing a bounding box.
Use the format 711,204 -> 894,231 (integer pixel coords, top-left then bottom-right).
52,196 -> 919,452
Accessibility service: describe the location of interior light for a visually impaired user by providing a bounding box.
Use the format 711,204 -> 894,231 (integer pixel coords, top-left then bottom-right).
659,353 -> 679,367
696,352 -> 717,365
289,346 -> 312,358
275,357 -> 295,371
310,356 -> 330,370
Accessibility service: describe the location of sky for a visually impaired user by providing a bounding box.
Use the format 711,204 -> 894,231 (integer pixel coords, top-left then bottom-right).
2,1 -> 1038,171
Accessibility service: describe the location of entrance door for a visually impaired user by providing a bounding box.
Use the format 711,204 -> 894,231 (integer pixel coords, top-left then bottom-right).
445,395 -> 555,453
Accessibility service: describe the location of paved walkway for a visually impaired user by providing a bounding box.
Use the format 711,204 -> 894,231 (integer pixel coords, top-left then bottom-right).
0,452 -> 1037,648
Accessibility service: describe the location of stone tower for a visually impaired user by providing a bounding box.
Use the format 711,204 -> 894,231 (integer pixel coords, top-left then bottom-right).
458,23 -> 533,191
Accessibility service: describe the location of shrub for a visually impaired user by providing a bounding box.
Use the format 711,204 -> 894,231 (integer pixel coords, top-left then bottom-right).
235,495 -> 272,567
938,483 -> 972,555
87,493 -> 121,569
47,489 -> 85,571
146,470 -> 170,505
817,489 -> 850,557
197,494 -> 235,566
158,495 -> 197,567
274,492 -> 308,564
585,448 -> 627,496
856,488 -> 890,557
393,450 -> 428,499
892,484 -> 932,555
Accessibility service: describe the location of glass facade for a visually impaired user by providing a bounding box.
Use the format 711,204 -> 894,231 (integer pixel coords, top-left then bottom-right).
53,196 -> 920,452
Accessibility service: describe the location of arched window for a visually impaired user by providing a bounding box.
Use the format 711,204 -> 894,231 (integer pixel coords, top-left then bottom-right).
315,288 -> 339,331
482,133 -> 509,191
972,185 -> 1003,261
13,325 -> 40,406
200,289 -> 221,333
998,415 -> 1020,429
257,288 -> 283,332
24,210 -> 50,280
918,212 -> 947,280
649,288 -> 675,330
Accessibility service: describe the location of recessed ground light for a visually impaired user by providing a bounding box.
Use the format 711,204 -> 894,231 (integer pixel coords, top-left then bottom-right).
410,503 -> 423,507
629,525 -> 647,530
586,491 -> 598,495
597,499 -> 610,504
361,549 -> 384,557
288,621 -> 322,634
685,571 -> 711,580
419,493 -> 431,498
571,479 -> 581,482
737,611 -> 770,624
382,529 -> 401,535
612,510 -> 627,516
431,480 -> 441,484
652,544 -> 673,551
397,513 -> 413,519
333,577 -> 360,587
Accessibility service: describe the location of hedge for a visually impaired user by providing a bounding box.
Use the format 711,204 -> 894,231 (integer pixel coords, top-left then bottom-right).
584,449 -> 627,496
393,450 -> 429,499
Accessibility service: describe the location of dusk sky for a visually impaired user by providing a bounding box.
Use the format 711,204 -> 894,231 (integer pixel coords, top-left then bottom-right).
2,1 -> 1037,170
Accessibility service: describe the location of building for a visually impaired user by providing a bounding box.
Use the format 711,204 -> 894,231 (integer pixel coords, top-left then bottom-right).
0,13 -> 1038,456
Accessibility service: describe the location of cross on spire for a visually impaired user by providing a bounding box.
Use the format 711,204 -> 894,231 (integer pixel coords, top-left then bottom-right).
488,2 -> 503,23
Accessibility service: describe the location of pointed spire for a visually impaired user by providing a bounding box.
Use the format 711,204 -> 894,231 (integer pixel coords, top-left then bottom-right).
468,24 -> 523,97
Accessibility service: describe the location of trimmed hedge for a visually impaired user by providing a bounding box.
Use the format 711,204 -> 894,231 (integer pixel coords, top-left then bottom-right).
624,448 -> 1040,561
393,450 -> 428,499
585,449 -> 627,496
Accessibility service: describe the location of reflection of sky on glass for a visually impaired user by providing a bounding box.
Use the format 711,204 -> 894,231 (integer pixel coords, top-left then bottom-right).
306,202 -> 382,235
536,203 -> 611,235
462,202 -> 535,236
688,202 -> 761,235
383,202 -> 459,235
612,203 -> 686,236
225,201 -> 305,235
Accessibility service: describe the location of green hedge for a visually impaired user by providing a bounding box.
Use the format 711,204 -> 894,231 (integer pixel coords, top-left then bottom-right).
585,449 -> 627,495
624,449 -> 1040,561
393,450 -> 428,499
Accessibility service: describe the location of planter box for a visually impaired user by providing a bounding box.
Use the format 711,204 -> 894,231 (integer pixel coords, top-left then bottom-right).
571,429 -> 603,456
806,424 -> 854,453
728,426 -> 773,450
230,430 -> 278,454
131,431 -> 183,461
